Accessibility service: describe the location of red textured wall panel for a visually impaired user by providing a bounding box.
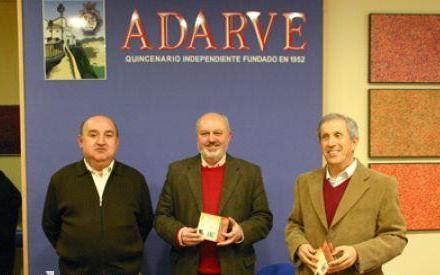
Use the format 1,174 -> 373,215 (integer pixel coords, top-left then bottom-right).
369,89 -> 440,157
370,14 -> 440,83
370,163 -> 440,231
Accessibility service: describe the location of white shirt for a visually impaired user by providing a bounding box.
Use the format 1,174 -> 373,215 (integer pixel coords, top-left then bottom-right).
326,159 -> 357,187
84,159 -> 114,206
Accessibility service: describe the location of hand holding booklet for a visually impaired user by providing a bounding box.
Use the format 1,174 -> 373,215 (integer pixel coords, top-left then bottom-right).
314,241 -> 334,275
196,212 -> 229,242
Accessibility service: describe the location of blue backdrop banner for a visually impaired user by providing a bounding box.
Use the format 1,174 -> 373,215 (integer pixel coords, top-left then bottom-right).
23,0 -> 322,274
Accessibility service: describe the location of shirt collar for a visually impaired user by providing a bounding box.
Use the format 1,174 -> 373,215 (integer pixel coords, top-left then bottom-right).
201,154 -> 226,168
84,159 -> 114,176
326,159 -> 357,183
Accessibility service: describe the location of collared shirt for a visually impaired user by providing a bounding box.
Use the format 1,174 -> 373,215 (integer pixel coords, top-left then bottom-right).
326,159 -> 357,187
84,159 -> 114,206
201,154 -> 226,168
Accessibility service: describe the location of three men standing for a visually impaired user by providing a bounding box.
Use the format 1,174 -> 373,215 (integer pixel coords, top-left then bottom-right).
285,113 -> 407,275
41,112 -> 406,274
155,112 -> 273,275
42,115 -> 154,275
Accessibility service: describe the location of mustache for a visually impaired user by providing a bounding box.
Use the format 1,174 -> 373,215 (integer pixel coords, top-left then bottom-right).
206,142 -> 220,146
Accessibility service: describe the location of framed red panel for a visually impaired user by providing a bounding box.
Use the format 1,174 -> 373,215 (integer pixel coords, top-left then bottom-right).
0,105 -> 20,155
369,89 -> 440,157
370,163 -> 440,231
369,14 -> 440,83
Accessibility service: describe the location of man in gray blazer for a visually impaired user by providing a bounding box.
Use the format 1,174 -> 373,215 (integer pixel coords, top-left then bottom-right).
155,112 -> 272,275
285,113 -> 407,275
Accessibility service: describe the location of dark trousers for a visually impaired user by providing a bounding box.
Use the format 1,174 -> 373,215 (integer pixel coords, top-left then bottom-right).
59,258 -> 140,275
0,241 -> 16,275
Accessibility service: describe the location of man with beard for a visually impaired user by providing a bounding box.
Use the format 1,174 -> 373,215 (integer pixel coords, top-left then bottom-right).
155,112 -> 273,275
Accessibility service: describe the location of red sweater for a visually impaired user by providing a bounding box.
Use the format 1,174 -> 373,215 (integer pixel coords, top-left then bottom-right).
199,165 -> 225,274
323,177 -> 351,227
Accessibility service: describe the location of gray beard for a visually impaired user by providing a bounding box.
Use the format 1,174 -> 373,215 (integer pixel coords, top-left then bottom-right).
200,149 -> 225,164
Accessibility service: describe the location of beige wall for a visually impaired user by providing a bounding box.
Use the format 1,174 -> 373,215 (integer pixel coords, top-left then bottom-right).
0,0 -> 21,191
324,0 -> 440,274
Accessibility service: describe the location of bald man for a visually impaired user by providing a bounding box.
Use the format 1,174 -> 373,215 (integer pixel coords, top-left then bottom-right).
155,112 -> 273,275
42,115 -> 153,275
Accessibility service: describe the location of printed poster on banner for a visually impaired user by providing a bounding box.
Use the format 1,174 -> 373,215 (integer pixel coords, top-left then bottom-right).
42,0 -> 106,80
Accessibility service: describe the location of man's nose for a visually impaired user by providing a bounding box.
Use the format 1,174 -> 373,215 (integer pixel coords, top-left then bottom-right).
97,135 -> 105,144
208,133 -> 216,142
327,136 -> 336,146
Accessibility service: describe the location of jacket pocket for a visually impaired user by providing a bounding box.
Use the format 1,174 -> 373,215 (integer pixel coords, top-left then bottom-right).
243,254 -> 256,267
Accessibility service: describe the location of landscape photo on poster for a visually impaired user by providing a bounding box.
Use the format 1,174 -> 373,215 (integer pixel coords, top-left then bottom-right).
42,0 -> 106,80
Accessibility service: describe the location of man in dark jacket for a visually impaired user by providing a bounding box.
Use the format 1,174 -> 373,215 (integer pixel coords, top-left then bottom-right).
155,112 -> 272,275
0,170 -> 21,275
42,115 -> 154,275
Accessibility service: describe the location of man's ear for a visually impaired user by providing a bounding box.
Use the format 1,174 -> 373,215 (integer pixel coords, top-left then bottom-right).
115,136 -> 120,147
77,135 -> 83,149
352,136 -> 359,152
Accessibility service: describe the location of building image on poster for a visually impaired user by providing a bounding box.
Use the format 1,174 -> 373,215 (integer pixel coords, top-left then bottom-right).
43,0 -> 106,80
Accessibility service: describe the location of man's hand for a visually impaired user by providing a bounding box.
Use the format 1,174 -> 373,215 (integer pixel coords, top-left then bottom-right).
327,245 -> 357,273
297,244 -> 318,271
217,217 -> 244,246
180,227 -> 204,246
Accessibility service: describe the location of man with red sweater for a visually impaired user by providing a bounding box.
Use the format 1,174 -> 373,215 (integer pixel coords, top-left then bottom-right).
155,112 -> 272,275
285,113 -> 407,275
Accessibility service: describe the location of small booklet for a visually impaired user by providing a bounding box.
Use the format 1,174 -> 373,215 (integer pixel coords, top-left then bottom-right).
314,241 -> 334,275
314,249 -> 329,275
196,212 -> 229,242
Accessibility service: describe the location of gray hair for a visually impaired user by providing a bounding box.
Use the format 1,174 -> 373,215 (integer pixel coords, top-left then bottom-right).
317,113 -> 358,140
195,112 -> 231,134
